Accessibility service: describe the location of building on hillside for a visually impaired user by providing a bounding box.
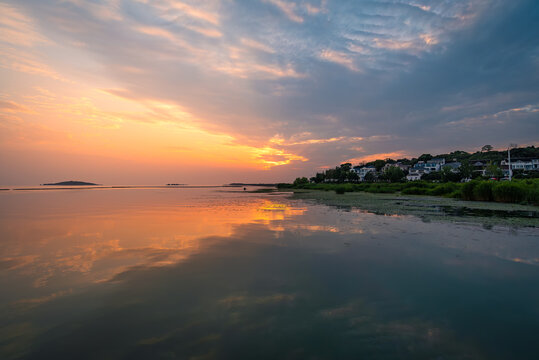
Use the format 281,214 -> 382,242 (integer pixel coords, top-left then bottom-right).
500,158 -> 539,171
409,162 -> 430,181
382,162 -> 410,172
471,160 -> 488,176
423,158 -> 446,172
443,162 -> 461,173
406,170 -> 424,181
352,166 -> 376,181
412,161 -> 427,171
500,158 -> 539,176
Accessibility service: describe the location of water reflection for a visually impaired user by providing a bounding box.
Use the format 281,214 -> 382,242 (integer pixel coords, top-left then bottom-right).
0,188 -> 538,359
0,189 -> 306,304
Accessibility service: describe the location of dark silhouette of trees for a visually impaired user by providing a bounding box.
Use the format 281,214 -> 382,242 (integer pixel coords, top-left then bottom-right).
293,177 -> 309,186
381,166 -> 405,182
364,172 -> 376,182
418,154 -> 433,162
373,160 -> 385,172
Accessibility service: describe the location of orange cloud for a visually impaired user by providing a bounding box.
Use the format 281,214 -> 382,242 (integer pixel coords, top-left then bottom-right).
0,100 -> 33,113
1,86 -> 307,172
319,49 -> 359,72
270,134 -> 364,146
161,0 -> 220,25
265,0 -> 304,23
0,46 -> 67,81
0,3 -> 50,46
373,38 -> 415,50
346,152 -> 407,164
251,146 -> 308,168
183,23 -> 222,38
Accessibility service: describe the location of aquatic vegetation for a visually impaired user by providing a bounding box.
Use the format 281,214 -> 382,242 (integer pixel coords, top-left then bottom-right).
281,179 -> 539,206
492,182 -> 527,203
289,190 -> 539,227
473,181 -> 494,202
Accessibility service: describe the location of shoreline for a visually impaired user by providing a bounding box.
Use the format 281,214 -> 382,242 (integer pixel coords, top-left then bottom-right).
287,189 -> 539,228
0,185 -> 245,192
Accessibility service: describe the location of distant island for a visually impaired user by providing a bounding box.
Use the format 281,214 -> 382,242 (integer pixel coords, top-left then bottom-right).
42,181 -> 99,186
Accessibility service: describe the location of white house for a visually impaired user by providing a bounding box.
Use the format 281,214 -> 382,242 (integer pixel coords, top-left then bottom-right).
500,159 -> 539,171
472,161 -> 488,176
500,158 -> 539,176
406,167 -> 427,181
406,171 -> 422,181
352,166 -> 376,181
443,162 -> 461,173
423,158 -> 446,172
382,162 -> 410,172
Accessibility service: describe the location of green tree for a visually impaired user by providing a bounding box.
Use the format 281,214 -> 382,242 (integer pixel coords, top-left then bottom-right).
340,163 -> 352,172
481,144 -> 493,152
348,171 -> 360,183
459,162 -> 473,179
441,166 -> 462,182
484,164 -> 503,179
293,177 -> 309,186
383,166 -> 405,182
421,171 -> 441,181
312,172 -> 325,183
373,160 -> 386,172
325,169 -> 336,182
418,154 -> 433,162
397,158 -> 412,165
364,171 -> 376,182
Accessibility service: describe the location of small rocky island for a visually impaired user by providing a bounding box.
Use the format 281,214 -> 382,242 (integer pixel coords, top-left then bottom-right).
42,181 -> 99,186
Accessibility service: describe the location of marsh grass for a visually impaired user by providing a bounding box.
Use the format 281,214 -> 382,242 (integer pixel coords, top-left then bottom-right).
280,179 -> 539,205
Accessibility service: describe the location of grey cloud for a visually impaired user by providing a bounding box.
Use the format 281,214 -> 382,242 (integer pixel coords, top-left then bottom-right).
8,0 -> 538,169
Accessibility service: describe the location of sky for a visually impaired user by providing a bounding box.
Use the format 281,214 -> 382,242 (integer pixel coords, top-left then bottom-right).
0,0 -> 538,185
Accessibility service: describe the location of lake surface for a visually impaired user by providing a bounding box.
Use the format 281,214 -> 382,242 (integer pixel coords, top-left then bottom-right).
0,187 -> 538,359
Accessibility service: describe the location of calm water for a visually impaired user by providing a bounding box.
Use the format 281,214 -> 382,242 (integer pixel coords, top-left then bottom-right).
0,187 -> 538,359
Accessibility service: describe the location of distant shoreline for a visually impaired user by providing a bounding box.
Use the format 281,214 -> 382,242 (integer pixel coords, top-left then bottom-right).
0,184 -> 280,192
2,185 -> 255,191
42,181 -> 99,186
229,183 -> 277,187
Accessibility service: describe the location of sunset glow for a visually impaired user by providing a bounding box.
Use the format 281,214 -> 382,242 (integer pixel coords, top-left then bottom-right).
1,0 -> 537,185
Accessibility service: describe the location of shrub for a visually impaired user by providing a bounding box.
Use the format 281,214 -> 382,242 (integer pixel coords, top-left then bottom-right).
492,182 -> 526,203
428,183 -> 457,196
460,181 -> 478,201
402,187 -> 428,195
403,181 -> 430,189
366,184 -> 396,193
526,188 -> 539,205
335,185 -> 347,194
293,177 -> 309,186
473,181 -> 494,201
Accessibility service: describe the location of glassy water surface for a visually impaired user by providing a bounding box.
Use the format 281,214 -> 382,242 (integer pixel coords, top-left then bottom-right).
0,187 -> 538,359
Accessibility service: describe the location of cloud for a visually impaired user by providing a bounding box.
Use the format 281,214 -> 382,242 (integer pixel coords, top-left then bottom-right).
265,0 -> 304,23
145,0 -> 221,26
319,49 -> 359,72
0,3 -> 50,46
241,38 -> 275,54
1,0 -> 538,183
346,152 -> 408,164
0,100 -> 33,113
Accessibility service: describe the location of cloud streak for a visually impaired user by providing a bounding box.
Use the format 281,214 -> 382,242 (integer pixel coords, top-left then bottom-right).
0,0 -> 538,184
